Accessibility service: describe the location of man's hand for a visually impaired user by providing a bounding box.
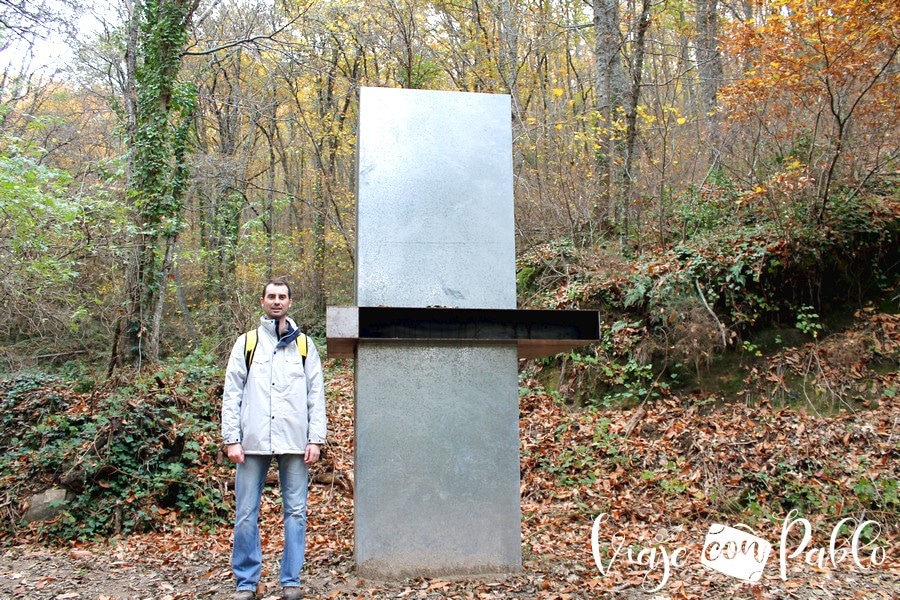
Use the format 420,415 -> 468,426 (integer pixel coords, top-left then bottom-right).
225,443 -> 245,464
304,443 -> 321,465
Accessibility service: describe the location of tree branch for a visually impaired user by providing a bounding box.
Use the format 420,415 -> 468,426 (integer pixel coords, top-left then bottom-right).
695,279 -> 728,348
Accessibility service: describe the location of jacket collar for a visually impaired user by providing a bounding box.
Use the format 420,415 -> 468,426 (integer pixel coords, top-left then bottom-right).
259,315 -> 298,340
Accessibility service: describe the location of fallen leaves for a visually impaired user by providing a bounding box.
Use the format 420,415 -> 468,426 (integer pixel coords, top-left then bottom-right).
0,312 -> 898,598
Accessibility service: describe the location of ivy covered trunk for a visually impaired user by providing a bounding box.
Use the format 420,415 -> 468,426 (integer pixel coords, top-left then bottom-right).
116,0 -> 200,369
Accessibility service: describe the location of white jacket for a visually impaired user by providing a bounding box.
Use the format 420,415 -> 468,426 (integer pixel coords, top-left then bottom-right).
221,316 -> 327,454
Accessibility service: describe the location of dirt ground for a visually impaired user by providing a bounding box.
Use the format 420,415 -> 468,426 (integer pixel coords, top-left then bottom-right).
1,533 -> 897,600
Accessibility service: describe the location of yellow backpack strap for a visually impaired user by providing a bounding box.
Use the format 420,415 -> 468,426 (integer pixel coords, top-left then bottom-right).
243,328 -> 259,371
297,333 -> 308,366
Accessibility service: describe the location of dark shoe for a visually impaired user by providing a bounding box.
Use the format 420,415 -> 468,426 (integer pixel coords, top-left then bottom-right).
282,587 -> 302,600
234,591 -> 256,600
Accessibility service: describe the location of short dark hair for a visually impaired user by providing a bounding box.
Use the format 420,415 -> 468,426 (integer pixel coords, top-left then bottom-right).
262,277 -> 292,299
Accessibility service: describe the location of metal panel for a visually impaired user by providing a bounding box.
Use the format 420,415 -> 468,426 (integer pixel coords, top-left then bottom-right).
354,342 -> 522,578
356,87 -> 515,310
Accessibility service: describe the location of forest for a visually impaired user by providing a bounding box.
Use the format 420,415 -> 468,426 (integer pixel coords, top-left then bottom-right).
0,0 -> 897,597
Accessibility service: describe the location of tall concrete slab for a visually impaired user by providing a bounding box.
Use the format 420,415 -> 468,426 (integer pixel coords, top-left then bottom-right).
353,87 -> 522,577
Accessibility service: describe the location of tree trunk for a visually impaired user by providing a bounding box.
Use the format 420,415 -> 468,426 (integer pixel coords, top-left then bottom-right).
592,0 -> 627,232
496,0 -> 521,124
173,257 -> 199,345
622,0 -> 652,244
115,0 -> 144,370
265,114 -> 277,279
148,234 -> 177,360
312,175 -> 327,316
696,0 -> 723,157
115,0 -> 200,368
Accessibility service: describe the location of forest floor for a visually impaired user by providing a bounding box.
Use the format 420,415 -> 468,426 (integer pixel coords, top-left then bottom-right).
1,312 -> 898,599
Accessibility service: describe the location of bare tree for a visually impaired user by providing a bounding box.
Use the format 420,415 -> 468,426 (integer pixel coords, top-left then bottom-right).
592,0 -> 627,232
695,0 -> 723,161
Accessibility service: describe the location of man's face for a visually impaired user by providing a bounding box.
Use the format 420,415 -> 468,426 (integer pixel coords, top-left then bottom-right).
260,283 -> 292,320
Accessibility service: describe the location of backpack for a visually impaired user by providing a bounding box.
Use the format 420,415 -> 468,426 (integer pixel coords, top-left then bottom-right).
243,328 -> 308,371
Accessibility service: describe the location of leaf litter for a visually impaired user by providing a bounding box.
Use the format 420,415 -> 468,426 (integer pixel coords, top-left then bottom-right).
0,313 -> 897,599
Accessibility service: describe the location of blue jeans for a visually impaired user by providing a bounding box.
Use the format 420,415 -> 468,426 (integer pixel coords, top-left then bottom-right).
232,454 -> 309,591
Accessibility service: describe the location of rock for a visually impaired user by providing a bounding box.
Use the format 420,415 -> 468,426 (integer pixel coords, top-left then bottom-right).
23,488 -> 69,523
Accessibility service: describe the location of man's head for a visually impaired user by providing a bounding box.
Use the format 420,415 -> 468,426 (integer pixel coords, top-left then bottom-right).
260,278 -> 293,321
261,277 -> 292,300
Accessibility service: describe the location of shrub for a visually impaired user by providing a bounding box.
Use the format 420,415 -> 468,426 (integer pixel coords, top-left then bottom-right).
0,351 -> 231,542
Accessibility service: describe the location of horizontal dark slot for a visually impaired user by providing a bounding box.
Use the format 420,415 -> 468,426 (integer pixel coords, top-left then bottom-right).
357,307 -> 599,341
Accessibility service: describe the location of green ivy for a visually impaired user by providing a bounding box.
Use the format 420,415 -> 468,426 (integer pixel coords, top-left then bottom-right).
0,352 -> 230,542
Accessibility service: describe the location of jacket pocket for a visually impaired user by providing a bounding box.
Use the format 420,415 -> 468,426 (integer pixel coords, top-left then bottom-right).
285,355 -> 306,380
247,352 -> 271,385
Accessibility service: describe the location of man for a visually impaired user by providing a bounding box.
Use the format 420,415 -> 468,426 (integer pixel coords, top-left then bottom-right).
221,278 -> 327,600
